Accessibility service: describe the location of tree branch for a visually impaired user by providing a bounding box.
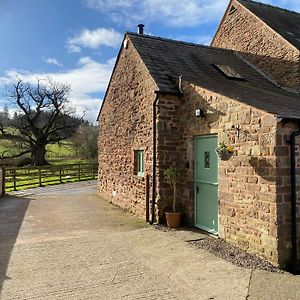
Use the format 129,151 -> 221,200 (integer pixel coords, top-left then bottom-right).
0,149 -> 31,159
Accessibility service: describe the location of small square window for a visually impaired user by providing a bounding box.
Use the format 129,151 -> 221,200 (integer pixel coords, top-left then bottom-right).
135,150 -> 144,177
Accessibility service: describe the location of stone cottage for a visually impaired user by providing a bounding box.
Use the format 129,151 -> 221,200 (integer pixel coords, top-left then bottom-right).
98,0 -> 300,270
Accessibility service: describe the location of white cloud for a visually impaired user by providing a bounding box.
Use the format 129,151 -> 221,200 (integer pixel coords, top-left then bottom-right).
67,28 -> 122,53
83,0 -> 228,27
43,57 -> 63,67
84,0 -> 132,10
83,0 -> 300,27
0,57 -> 115,123
68,44 -> 81,53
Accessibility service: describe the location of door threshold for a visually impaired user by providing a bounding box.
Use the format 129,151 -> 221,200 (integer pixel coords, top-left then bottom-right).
194,225 -> 219,238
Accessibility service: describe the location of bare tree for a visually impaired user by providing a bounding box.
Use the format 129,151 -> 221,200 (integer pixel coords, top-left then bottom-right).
0,78 -> 82,166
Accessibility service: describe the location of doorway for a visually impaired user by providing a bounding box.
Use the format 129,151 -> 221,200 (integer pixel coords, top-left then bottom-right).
195,135 -> 218,234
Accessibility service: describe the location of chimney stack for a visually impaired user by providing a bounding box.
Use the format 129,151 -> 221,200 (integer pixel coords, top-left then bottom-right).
137,24 -> 144,35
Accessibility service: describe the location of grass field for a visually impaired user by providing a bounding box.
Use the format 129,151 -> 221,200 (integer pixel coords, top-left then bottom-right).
0,139 -> 88,166
49,158 -> 96,165
0,140 -> 20,157
46,142 -> 76,158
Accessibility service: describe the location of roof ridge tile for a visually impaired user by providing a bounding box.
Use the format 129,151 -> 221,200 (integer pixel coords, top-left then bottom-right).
126,32 -> 234,53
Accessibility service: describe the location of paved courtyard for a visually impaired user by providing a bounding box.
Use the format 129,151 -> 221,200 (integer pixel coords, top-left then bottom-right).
0,181 -> 300,299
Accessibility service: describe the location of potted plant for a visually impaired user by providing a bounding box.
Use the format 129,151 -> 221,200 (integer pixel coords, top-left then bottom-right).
164,167 -> 182,228
216,142 -> 234,160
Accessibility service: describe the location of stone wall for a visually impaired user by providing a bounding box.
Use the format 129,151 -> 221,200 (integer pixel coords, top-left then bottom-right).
275,122 -> 300,266
155,94 -> 182,222
157,82 -> 280,265
212,0 -> 300,90
98,37 -> 157,219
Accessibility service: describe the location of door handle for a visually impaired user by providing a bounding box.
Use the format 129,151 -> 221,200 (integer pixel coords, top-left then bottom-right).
196,186 -> 199,194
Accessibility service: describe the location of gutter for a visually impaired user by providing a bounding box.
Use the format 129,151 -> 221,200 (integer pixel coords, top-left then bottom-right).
290,130 -> 300,274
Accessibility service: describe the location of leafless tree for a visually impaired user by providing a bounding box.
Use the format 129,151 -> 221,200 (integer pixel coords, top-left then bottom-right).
0,78 -> 82,166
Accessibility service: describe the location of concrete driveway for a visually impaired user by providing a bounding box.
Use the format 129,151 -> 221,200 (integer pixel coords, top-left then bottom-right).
0,181 -> 299,299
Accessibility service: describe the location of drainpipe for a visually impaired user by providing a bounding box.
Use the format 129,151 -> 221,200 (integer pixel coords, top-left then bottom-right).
290,130 -> 300,273
150,92 -> 159,224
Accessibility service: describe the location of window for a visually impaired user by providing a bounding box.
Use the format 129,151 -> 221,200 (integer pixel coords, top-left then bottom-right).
204,151 -> 210,169
213,64 -> 246,81
135,150 -> 144,177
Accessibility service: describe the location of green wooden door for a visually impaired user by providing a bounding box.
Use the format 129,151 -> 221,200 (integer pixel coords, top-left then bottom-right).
195,135 -> 218,234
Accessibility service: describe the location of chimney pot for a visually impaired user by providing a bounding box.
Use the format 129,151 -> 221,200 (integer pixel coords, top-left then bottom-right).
137,24 -> 144,35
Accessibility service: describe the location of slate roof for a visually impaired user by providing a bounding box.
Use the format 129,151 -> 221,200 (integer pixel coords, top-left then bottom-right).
238,0 -> 300,50
128,32 -> 300,119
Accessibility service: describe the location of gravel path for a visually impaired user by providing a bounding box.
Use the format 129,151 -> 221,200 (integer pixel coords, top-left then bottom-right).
156,225 -> 285,273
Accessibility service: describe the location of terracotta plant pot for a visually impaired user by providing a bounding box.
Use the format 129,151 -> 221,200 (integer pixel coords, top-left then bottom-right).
165,212 -> 182,229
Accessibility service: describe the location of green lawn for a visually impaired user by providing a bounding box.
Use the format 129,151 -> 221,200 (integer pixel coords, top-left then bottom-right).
49,158 -> 97,165
46,142 -> 76,158
0,139 -> 81,164
0,140 -> 19,156
0,137 -> 97,170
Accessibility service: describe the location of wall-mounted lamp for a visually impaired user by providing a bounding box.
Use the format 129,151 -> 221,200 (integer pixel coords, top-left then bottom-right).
195,108 -> 214,118
195,109 -> 206,118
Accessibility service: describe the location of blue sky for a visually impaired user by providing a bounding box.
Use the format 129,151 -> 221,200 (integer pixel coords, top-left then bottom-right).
0,0 -> 299,122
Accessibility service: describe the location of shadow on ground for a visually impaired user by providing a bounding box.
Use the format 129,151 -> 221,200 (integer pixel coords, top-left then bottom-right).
0,195 -> 30,293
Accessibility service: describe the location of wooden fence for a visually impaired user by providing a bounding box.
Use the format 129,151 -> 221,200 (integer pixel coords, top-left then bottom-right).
2,163 -> 98,193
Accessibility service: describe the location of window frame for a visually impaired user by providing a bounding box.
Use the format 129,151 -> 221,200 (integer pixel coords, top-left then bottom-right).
213,64 -> 246,81
136,150 -> 144,177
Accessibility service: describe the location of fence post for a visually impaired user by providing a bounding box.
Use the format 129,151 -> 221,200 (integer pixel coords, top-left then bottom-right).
59,165 -> 62,183
39,168 -> 42,187
78,164 -> 81,181
1,167 -> 5,195
13,169 -> 17,191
